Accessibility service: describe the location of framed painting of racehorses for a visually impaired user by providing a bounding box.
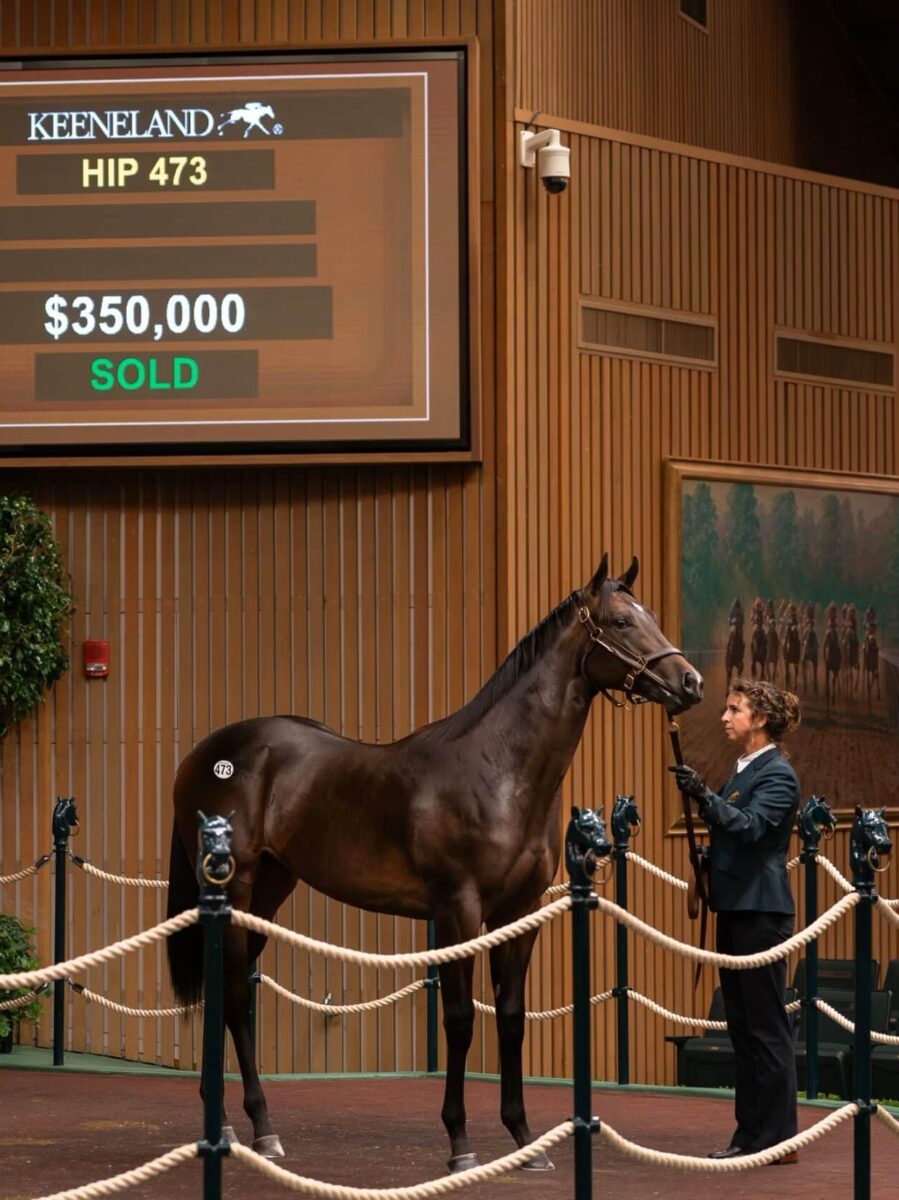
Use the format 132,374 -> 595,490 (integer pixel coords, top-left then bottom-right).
664,459 -> 899,826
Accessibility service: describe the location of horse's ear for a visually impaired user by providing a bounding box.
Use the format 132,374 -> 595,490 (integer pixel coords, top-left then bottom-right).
878,806 -> 887,817
571,805 -> 581,819
197,809 -> 206,822
588,553 -> 609,594
617,556 -> 639,589
855,805 -> 863,817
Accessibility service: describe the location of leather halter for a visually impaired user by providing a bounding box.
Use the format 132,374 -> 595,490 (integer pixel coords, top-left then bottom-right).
576,593 -> 685,709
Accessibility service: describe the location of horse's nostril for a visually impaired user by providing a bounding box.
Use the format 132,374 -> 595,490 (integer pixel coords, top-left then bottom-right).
684,671 -> 703,698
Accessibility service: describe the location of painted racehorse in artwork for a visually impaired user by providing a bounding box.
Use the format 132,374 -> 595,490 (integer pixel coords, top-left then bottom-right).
166,555 -> 702,1169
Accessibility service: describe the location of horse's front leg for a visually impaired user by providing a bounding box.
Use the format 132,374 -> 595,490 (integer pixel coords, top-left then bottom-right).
435,904 -> 480,1173
487,923 -> 554,1171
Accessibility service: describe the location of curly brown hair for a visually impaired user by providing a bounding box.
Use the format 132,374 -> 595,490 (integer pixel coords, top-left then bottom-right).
728,678 -> 801,746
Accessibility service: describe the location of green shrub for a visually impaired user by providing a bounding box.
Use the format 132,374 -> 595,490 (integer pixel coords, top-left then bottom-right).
0,494 -> 74,736
0,914 -> 43,1038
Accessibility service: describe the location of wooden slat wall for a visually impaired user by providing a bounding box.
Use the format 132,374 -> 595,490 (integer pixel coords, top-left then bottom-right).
505,113 -> 899,1086
513,0 -> 898,188
0,0 -> 500,1078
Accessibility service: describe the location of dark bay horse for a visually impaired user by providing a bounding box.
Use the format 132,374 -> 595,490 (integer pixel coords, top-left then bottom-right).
750,621 -> 768,680
823,617 -> 842,714
725,619 -> 745,690
863,627 -> 880,712
166,555 -> 702,1169
783,619 -> 801,691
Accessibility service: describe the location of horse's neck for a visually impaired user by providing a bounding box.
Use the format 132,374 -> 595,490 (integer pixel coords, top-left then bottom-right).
473,637 -> 593,786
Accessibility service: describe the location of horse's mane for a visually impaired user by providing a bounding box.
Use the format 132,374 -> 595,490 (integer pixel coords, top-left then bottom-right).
429,579 -> 630,740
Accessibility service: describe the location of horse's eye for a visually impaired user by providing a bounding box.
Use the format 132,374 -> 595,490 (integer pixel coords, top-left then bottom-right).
613,617 -> 630,629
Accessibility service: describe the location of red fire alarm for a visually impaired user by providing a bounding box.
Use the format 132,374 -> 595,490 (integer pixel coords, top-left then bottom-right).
82,640 -> 110,679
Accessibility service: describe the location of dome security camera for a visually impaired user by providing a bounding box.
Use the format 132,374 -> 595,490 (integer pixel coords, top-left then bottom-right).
518,127 -> 570,194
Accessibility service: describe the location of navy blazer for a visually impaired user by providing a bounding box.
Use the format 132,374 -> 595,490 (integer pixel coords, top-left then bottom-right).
701,747 -> 800,915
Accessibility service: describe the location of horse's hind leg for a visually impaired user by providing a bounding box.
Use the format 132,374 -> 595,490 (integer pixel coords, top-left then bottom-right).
223,862 -> 296,1158
487,924 -> 553,1170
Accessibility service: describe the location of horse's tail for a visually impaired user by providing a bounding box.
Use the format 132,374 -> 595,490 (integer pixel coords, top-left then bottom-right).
166,823 -> 204,1008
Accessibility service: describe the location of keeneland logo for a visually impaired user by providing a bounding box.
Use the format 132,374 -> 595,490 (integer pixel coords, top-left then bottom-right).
26,101 -> 282,142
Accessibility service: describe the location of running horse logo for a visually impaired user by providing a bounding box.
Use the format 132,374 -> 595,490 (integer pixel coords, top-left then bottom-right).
217,101 -> 277,138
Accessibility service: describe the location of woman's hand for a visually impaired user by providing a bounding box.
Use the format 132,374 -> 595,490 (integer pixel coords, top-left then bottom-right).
668,764 -> 712,803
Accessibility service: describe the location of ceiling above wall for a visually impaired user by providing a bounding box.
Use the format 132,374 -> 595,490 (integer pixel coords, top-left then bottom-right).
829,0 -> 899,146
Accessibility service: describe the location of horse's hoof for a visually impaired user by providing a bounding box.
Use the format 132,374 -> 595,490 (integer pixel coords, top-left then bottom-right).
519,1149 -> 555,1171
221,1125 -> 240,1147
447,1153 -> 480,1174
252,1134 -> 285,1158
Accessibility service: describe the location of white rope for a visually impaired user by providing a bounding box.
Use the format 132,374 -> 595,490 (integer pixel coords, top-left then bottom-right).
31,1144 -> 196,1200
624,852 -> 688,890
816,855 -> 854,893
814,997 -> 899,1046
0,988 -> 44,1011
876,900 -> 899,932
232,897 -> 571,969
72,858 -> 167,888
230,1122 -> 574,1198
593,890 -> 859,968
598,1103 -> 857,1171
0,857 -> 49,885
626,989 -> 727,1029
68,982 -> 198,1020
882,897 -> 899,909
543,882 -> 570,896
786,855 -> 801,872
473,989 -> 614,1021
876,1106 -> 899,1136
259,974 -> 429,1014
0,909 -> 199,990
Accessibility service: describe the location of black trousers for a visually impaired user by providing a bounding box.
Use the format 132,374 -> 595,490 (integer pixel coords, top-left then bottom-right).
716,910 -> 798,1152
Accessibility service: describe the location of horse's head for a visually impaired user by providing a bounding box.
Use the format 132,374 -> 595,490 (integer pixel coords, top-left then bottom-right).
565,805 -> 612,885
52,796 -> 80,842
850,806 -> 892,881
797,794 -> 837,848
577,554 -> 703,715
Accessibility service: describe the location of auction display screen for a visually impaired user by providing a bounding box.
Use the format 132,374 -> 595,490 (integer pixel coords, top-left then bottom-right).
0,54 -> 469,453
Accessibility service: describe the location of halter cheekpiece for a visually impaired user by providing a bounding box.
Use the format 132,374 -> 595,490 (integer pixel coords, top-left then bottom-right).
577,591 -> 684,710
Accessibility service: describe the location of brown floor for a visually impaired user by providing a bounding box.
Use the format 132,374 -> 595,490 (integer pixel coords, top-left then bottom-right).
2,1071 -> 897,1199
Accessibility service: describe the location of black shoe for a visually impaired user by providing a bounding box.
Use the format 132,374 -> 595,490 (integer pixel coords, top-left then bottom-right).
708,1146 -> 747,1159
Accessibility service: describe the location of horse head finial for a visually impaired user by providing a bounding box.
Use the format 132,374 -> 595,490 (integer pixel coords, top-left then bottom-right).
565,805 -> 612,890
196,811 -> 236,889
797,795 -> 836,851
849,805 -> 892,888
611,794 -> 641,851
52,796 -> 80,843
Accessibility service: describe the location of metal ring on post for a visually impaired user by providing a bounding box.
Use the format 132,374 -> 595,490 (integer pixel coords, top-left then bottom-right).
821,824 -> 834,841
202,853 -> 236,887
594,855 -> 614,886
867,847 -> 890,874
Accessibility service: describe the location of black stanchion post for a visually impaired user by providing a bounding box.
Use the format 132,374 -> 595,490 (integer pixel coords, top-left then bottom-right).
565,806 -> 610,1200
848,808 -> 891,1200
610,795 -> 639,1087
51,797 -> 78,1068
797,796 -> 835,1101
426,920 -> 439,1073
248,967 -> 260,1058
196,812 -> 235,1200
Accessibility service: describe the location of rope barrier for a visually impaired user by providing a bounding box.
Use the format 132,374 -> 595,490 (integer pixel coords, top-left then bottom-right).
473,989 -> 615,1021
229,1121 -> 574,1198
597,1103 -> 857,1171
876,900 -> 899,932
593,890 -> 859,968
0,908 -> 199,990
259,974 -> 429,1015
70,856 -> 167,888
31,1144 -> 197,1200
624,852 -> 688,890
0,986 -> 47,1011
544,881 -> 570,895
876,1106 -> 899,1137
786,854 -> 801,871
814,997 -> 899,1046
232,896 -> 572,969
67,980 -> 198,1020
816,855 -> 854,893
0,853 -> 51,885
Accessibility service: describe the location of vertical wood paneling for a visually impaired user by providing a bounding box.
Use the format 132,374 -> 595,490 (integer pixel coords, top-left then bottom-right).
514,0 -> 896,189
507,111 -> 898,1086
